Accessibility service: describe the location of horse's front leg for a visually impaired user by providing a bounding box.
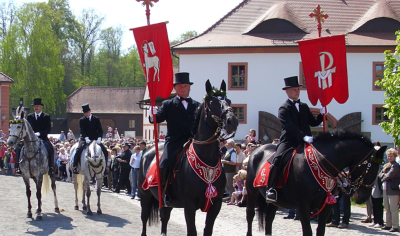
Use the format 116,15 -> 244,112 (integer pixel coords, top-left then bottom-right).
23,177 -> 32,218
82,179 -> 88,211
184,203 -> 197,236
96,177 -> 102,215
204,197 -> 222,236
298,205 -> 313,236
265,203 -> 279,236
86,179 -> 93,216
160,207 -> 173,236
74,175 -> 79,210
246,187 -> 260,236
35,176 -> 43,221
316,205 -> 333,236
51,176 -> 59,213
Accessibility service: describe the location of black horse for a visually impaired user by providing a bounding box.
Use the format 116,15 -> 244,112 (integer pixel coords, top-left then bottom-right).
139,80 -> 239,236
246,129 -> 386,236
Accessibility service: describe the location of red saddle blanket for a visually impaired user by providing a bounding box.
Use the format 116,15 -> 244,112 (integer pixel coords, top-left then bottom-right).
142,155 -> 162,191
253,150 -> 296,188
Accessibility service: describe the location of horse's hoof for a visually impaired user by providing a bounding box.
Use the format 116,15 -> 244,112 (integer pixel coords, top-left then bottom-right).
82,206 -> 87,211
27,213 -> 32,218
87,211 -> 93,216
97,210 -> 102,215
74,206 -> 79,210
36,216 -> 42,221
55,208 -> 60,213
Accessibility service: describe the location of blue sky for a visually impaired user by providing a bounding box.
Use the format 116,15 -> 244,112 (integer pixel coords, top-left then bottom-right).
15,0 -> 243,51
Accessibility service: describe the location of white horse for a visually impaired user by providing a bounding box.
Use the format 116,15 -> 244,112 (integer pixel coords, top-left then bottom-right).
142,43 -> 160,82
7,107 -> 59,220
70,141 -> 105,215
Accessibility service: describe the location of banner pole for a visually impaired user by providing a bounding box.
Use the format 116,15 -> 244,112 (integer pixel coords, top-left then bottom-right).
151,104 -> 163,209
323,106 -> 326,132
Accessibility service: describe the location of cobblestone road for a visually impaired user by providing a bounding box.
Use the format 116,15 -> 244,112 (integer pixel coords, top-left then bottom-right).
0,174 -> 397,235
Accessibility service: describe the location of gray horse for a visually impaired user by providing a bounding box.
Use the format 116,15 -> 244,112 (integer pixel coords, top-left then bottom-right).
7,107 -> 59,220
70,141 -> 105,215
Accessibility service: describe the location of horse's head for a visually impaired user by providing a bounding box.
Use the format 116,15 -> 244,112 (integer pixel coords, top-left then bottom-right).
7,106 -> 28,147
86,141 -> 104,168
352,145 -> 387,204
203,79 -> 238,136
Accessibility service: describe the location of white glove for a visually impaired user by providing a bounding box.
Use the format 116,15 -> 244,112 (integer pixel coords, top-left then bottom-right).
303,136 -> 314,143
97,137 -> 101,144
149,106 -> 158,120
320,106 -> 328,115
34,132 -> 40,137
85,137 -> 90,144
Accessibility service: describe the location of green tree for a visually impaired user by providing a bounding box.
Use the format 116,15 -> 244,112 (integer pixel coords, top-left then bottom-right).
170,30 -> 198,67
1,2 -> 65,116
99,26 -> 123,86
376,30 -> 400,145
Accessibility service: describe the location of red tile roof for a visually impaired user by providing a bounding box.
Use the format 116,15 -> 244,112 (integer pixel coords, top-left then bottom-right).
172,0 -> 400,50
66,87 -> 145,114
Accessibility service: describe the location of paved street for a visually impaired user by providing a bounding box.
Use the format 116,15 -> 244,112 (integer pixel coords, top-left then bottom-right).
0,174 -> 397,235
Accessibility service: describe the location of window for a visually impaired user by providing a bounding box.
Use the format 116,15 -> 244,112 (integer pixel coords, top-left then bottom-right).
231,104 -> 247,124
129,120 -> 135,128
299,62 -> 307,90
372,104 -> 389,125
228,63 -> 248,90
373,62 -> 385,90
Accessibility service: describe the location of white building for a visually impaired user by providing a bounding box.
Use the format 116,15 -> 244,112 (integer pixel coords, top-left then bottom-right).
171,0 -> 400,145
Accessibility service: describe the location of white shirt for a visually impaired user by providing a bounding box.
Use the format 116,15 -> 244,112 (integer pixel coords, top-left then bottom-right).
130,151 -> 141,169
236,151 -> 246,172
288,98 -> 299,111
35,112 -> 42,120
177,95 -> 191,110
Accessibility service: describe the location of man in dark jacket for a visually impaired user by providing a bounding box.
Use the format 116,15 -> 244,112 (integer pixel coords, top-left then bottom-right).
150,72 -> 200,207
114,143 -> 132,194
266,76 -> 325,202
72,103 -> 108,174
26,98 -> 55,174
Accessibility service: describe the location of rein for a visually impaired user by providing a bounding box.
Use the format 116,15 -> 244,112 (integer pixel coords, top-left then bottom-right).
309,143 -> 375,194
192,97 -> 234,145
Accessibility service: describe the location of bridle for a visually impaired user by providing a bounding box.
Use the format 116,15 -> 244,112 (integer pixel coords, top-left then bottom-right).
311,143 -> 376,195
192,96 -> 235,145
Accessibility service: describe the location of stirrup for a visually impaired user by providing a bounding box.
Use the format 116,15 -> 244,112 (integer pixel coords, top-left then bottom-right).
266,188 -> 277,203
73,166 -> 79,174
163,195 -> 173,207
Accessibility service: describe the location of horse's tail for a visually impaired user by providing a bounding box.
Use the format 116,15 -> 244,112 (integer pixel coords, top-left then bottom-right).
257,192 -> 268,231
147,194 -> 159,226
76,174 -> 84,197
41,173 -> 52,196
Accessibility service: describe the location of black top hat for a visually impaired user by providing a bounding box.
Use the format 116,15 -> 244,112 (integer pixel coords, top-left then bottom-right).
81,103 -> 91,113
32,98 -> 44,106
123,143 -> 130,147
173,72 -> 193,85
282,76 -> 302,90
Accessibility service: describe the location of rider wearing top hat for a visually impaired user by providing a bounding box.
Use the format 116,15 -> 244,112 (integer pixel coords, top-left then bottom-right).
72,103 -> 109,174
149,72 -> 200,207
26,98 -> 55,174
266,76 -> 325,202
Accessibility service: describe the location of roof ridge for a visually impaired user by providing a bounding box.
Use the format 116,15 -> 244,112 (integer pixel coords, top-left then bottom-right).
171,0 -> 250,49
0,71 -> 15,82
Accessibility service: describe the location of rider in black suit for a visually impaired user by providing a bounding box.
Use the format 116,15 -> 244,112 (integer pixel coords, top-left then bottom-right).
149,72 -> 200,207
26,98 -> 55,175
72,103 -> 108,174
266,76 -> 325,202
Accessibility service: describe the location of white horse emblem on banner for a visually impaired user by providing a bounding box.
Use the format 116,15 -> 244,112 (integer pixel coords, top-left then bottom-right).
142,41 -> 160,82
314,51 -> 336,90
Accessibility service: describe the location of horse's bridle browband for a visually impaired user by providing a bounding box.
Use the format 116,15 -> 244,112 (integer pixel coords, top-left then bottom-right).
192,96 -> 235,145
310,143 -> 376,195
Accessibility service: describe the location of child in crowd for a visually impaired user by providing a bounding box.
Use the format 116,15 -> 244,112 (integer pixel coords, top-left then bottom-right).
6,147 -> 16,175
227,171 -> 246,206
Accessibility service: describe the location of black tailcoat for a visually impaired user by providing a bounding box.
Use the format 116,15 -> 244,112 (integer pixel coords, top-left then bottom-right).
276,99 -> 323,156
151,96 -> 200,168
26,113 -> 51,141
79,115 -> 103,140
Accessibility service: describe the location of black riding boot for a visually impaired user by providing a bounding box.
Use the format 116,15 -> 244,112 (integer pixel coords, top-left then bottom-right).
266,158 -> 280,203
100,144 -> 109,175
161,168 -> 172,207
48,147 -> 55,175
73,148 -> 83,174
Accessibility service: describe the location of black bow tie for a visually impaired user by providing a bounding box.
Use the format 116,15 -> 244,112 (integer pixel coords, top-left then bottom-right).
179,97 -> 190,102
293,99 -> 300,104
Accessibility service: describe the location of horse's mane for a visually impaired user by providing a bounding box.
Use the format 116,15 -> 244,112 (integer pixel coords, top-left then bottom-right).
314,129 -> 374,148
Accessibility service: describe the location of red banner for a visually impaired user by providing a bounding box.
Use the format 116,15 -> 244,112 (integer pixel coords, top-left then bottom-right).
298,35 -> 349,106
131,22 -> 173,104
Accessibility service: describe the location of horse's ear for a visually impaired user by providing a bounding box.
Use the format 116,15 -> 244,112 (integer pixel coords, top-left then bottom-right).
220,80 -> 226,92
20,108 -> 25,119
205,80 -> 212,94
376,145 -> 387,159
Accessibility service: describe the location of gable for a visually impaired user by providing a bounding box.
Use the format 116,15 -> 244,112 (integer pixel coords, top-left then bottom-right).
352,17 -> 400,33
245,19 -> 307,34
